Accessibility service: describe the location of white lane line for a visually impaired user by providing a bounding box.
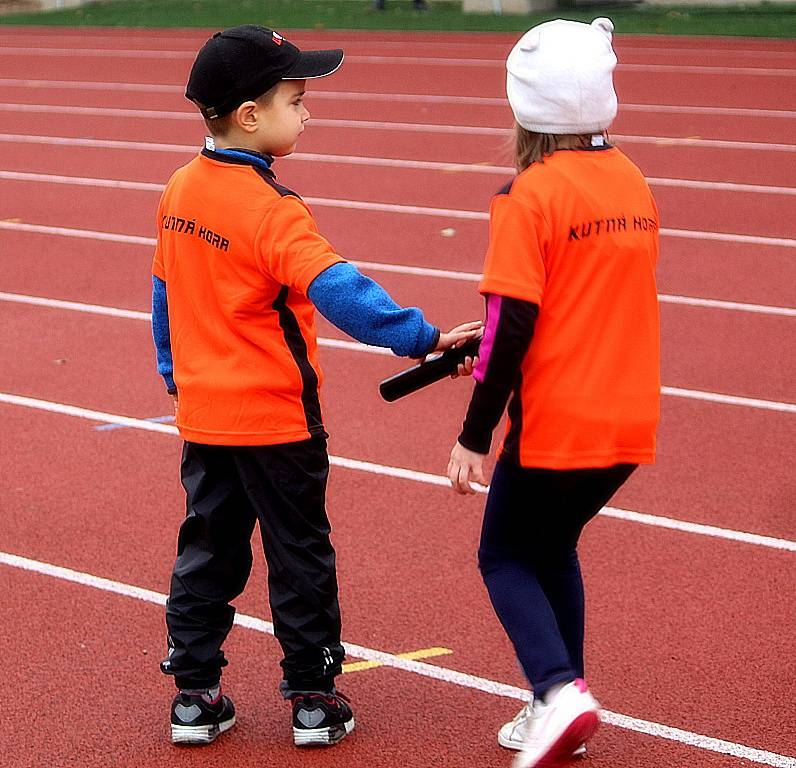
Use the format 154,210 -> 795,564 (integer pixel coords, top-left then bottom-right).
0,236 -> 796,317
0,291 -> 393,355
0,292 -> 152,320
1,550 -> 793,767
358,260 -> 481,281
5,140 -> 796,197
4,289 -> 795,370
0,392 -> 177,435
0,77 -> 187,93
0,168 -> 167,190
1,392 -> 795,552
0,102 -> 203,121
2,79 -> 795,119
4,262 -> 796,323
306,118 -> 796,153
0,46 -> 198,59
0,220 -> 155,246
4,127 -> 796,194
94,414 -> 173,432
2,198 -> 795,250
2,106 -> 795,153
645,177 -> 796,197
620,102 -> 796,120
657,230 -> 795,248
621,135 -> 795,153
598,507 -> 796,552
317,336 -> 393,356
332,455 -> 796,552
2,159 -> 795,198
7,47 -> 796,77
660,386 -> 796,413
4,288 -> 796,413
1,37 -> 795,59
656,294 -> 796,317
620,63 -> 796,77
346,57 -> 796,77
0,132 -> 198,153
303,196 -> 490,220
618,46 -> 796,61
6,293 -> 796,405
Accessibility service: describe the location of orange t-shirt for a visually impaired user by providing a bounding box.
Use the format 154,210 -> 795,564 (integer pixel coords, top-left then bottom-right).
481,147 -> 660,469
152,150 -> 344,446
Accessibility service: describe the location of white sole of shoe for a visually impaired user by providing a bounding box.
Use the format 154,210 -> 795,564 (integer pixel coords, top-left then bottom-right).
171,715 -> 236,745
517,711 -> 599,768
293,717 -> 355,747
499,731 -> 586,757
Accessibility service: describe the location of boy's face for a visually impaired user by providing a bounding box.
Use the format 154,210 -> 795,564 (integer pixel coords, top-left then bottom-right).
255,79 -> 310,157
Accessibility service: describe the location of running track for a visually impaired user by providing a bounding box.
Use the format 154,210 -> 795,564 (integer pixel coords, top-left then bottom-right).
0,26 -> 794,768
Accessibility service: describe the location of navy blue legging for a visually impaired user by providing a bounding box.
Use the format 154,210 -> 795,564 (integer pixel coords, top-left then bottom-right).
478,460 -> 636,700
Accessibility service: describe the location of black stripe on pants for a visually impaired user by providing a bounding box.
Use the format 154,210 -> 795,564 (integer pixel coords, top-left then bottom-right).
162,437 -> 344,691
478,460 -> 636,700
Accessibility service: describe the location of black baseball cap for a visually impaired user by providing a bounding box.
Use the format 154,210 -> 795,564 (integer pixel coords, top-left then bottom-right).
186,25 -> 344,119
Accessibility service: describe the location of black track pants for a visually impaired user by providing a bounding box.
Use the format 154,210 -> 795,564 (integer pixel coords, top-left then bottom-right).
162,437 -> 345,691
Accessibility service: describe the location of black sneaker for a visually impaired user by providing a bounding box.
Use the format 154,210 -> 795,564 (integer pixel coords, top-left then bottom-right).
291,690 -> 355,746
170,686 -> 236,745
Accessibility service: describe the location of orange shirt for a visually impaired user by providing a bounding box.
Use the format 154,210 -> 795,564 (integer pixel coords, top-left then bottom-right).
481,147 -> 660,469
152,150 -> 344,446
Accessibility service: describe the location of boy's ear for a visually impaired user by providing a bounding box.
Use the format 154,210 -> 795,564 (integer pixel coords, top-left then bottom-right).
234,101 -> 260,133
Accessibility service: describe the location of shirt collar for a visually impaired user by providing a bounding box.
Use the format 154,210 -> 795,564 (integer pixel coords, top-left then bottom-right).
202,137 -> 274,173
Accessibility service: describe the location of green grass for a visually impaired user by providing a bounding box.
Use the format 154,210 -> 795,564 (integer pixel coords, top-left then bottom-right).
1,0 -> 796,37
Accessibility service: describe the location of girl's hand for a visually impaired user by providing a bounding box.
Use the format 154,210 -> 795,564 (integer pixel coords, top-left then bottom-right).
448,441 -> 488,495
452,355 -> 478,379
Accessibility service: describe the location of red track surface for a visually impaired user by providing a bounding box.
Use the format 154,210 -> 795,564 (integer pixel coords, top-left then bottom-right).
1,26 -> 794,768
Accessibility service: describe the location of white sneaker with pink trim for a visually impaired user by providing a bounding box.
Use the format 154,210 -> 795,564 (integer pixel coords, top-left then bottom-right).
512,679 -> 600,768
498,703 -> 586,757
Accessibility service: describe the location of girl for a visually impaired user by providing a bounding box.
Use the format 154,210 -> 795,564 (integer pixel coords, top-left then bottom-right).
447,18 -> 660,768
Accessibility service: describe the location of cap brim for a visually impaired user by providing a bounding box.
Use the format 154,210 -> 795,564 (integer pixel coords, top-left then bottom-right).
283,49 -> 344,80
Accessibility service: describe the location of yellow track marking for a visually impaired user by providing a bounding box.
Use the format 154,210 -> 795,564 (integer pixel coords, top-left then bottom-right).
343,647 -> 452,674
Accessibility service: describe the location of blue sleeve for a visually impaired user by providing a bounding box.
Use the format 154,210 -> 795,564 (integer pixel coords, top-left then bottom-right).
151,275 -> 176,394
308,263 -> 439,358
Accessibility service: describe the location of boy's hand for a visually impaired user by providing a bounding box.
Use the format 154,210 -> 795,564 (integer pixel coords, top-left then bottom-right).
448,440 -> 488,495
434,321 -> 483,354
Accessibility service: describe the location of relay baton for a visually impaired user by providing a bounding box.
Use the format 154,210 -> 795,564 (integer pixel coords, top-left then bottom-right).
379,337 -> 481,402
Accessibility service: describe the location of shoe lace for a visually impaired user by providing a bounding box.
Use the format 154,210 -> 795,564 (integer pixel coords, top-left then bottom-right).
330,689 -> 350,703
510,702 -> 535,728
292,688 -> 350,709
180,685 -> 222,706
321,689 -> 350,708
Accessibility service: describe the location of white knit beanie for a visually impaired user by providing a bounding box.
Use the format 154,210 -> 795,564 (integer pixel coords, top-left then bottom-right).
506,17 -> 618,135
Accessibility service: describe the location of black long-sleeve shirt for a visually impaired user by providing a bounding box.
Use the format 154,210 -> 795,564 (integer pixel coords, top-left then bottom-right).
458,294 -> 539,454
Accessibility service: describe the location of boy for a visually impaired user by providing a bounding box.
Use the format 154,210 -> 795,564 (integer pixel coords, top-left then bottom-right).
152,25 -> 479,749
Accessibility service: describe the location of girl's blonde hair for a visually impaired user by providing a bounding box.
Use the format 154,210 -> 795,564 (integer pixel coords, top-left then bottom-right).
513,124 -> 606,172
